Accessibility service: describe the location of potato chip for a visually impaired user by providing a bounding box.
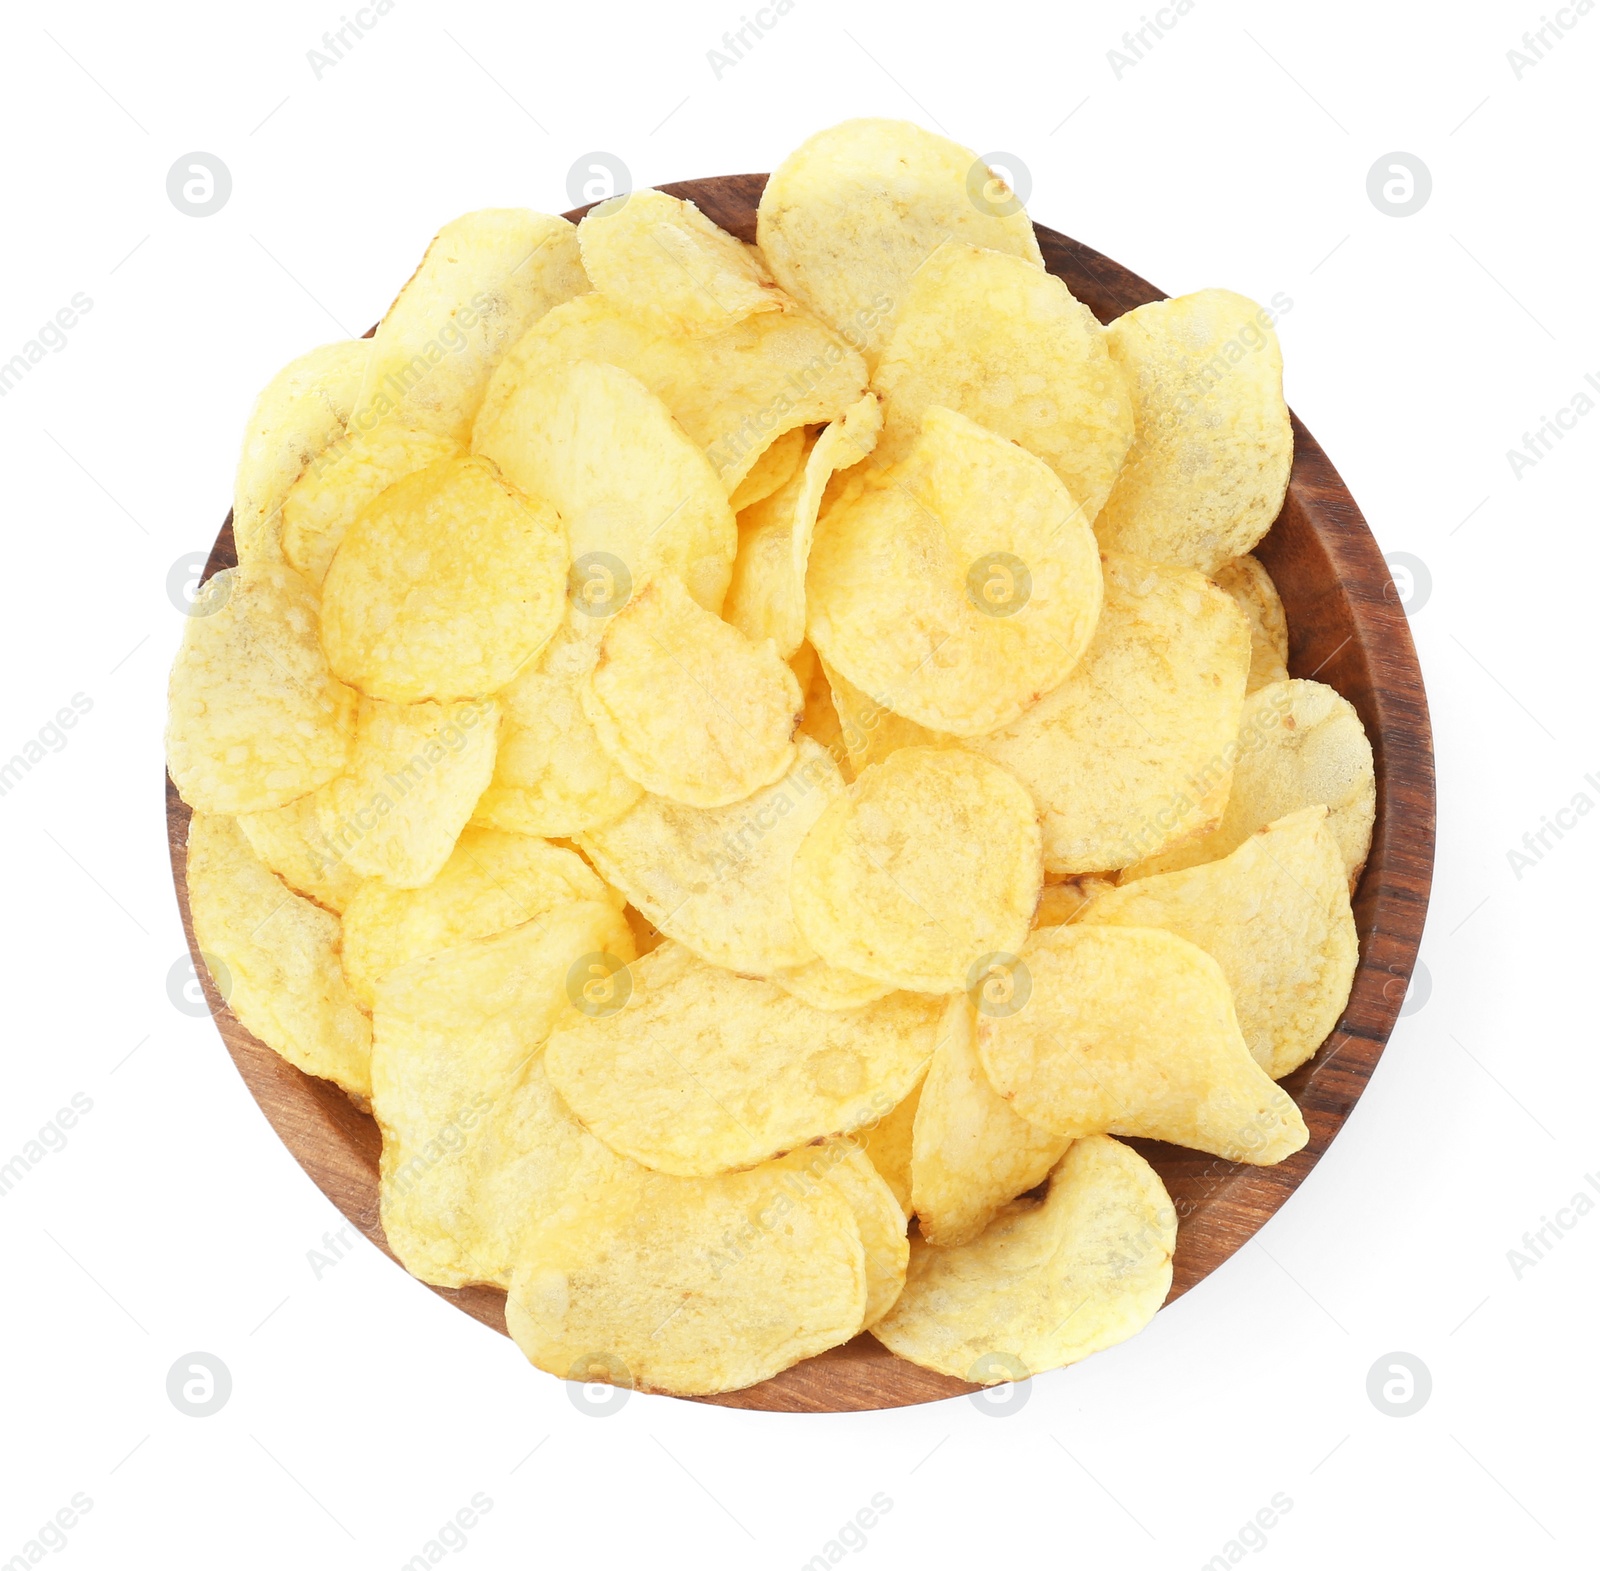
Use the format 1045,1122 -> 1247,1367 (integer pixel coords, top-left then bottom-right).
1078,807 -> 1357,1078
544,941 -> 943,1176
233,339 -> 370,564
1121,678 -> 1375,890
236,793 -> 364,914
725,395 -> 883,659
970,553 -> 1250,875
583,574 -> 802,809
912,996 -> 1070,1247
855,1074 -> 922,1216
977,925 -> 1308,1163
167,562 -> 356,815
769,956 -> 896,1011
790,747 -> 1042,994
475,359 -> 737,612
478,294 -> 869,501
469,613 -> 643,839
1213,554 -> 1289,693
729,423 -> 806,512
1096,291 -> 1292,575
317,696 -> 500,888
871,242 -> 1134,522
281,423 -> 461,587
576,737 -> 845,974
320,455 -> 566,704
757,118 -> 1044,364
352,209 -> 588,443
820,658 -> 952,777
872,1136 -> 1174,1381
807,405 -> 1103,736
342,826 -> 615,1009
372,899 -> 634,1286
186,813 -> 371,1097
505,1147 -> 867,1396
808,1141 -> 908,1326
579,188 -> 788,334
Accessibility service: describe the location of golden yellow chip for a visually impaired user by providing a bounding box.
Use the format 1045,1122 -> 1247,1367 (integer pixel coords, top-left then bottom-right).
809,1140 -> 908,1326
281,423 -> 461,587
544,941 -> 943,1176
478,293 -> 868,501
475,358 -> 737,613
372,899 -> 634,1286
469,613 -> 643,839
819,658 -> 952,777
871,242 -> 1134,522
1033,876 -> 1116,928
506,1148 -> 867,1396
236,793 -> 364,914
1122,678 -> 1376,890
911,996 -> 1069,1247
855,1073 -> 923,1216
769,956 -> 897,1011
977,925 -> 1308,1163
807,405 -> 1103,737
317,697 -> 500,888
729,424 -> 806,512
576,737 -> 845,974
342,826 -> 615,1009
583,574 -> 801,809
757,118 -> 1044,363
320,455 -> 565,704
578,188 -> 787,334
1096,291 -> 1292,574
970,553 -> 1250,875
351,209 -> 588,444
790,747 -> 1042,994
166,562 -> 356,815
186,813 -> 371,1097
233,339 -> 371,564
1213,554 -> 1289,693
873,1136 -> 1174,1381
1078,806 -> 1356,1079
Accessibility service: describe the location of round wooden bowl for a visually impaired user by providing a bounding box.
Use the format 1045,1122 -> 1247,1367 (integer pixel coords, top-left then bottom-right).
166,173 -> 1436,1413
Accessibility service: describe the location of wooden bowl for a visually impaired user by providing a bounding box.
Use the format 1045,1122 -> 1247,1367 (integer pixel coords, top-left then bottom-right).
166,173 -> 1436,1413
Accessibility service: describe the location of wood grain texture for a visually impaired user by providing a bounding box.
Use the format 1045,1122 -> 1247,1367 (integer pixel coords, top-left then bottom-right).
166,173 -> 1435,1415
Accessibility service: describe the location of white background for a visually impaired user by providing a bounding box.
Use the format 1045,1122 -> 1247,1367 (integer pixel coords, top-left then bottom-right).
1,0 -> 1594,1566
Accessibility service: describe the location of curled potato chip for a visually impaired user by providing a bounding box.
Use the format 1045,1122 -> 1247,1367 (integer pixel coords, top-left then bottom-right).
479,294 -> 868,500
352,209 -> 588,443
583,574 -> 801,809
281,423 -> 461,587
729,424 -> 806,511
873,1136 -> 1175,1381
167,562 -> 356,815
1096,290 -> 1292,574
470,613 -> 643,839
977,925 -> 1308,1163
474,358 -> 737,612
855,1074 -> 922,1216
912,996 -> 1069,1247
1122,678 -> 1375,890
506,1147 -> 867,1396
320,455 -> 566,704
810,1141 -> 908,1326
544,941 -> 943,1176
970,552 -> 1250,875
342,826 -> 615,1009
872,242 -> 1133,522
186,813 -> 371,1097
236,793 -> 364,914
372,900 -> 634,1286
233,339 -> 370,564
807,405 -> 1103,737
1079,806 -> 1357,1078
579,188 -> 788,334
577,737 -> 845,974
790,747 -> 1042,994
318,697 -> 500,888
758,118 -> 1044,363
1213,554 -> 1289,693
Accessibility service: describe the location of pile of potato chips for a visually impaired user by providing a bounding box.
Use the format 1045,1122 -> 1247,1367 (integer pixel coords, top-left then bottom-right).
168,118 -> 1376,1399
